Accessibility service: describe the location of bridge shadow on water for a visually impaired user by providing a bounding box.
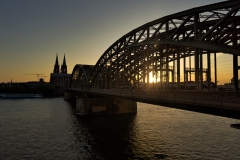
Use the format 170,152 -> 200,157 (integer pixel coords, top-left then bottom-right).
65,99 -> 240,159
76,115 -> 136,159
66,100 -> 169,159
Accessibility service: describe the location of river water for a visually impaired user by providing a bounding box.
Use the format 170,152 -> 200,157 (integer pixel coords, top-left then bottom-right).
0,98 -> 239,160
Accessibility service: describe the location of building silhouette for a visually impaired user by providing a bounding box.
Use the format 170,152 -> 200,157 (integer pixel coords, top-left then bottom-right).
53,54 -> 60,73
50,54 -> 71,88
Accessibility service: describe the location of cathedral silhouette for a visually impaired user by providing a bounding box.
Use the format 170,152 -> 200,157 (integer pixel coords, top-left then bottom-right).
50,54 -> 71,88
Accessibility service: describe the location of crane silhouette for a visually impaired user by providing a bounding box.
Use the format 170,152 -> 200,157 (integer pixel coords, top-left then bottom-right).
40,76 -> 49,81
22,74 -> 43,81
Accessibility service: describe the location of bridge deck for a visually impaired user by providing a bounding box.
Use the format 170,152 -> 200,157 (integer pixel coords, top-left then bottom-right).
67,88 -> 240,109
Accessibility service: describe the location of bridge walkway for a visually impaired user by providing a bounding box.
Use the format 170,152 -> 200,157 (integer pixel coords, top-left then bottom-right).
68,89 -> 240,111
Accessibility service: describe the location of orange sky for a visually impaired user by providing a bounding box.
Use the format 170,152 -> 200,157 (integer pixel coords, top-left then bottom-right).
1,0 -> 238,85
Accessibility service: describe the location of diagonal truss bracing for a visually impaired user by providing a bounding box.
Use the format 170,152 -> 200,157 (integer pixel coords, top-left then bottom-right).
72,1 -> 240,90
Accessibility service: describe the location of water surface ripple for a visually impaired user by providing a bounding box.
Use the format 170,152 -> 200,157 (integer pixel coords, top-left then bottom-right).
0,98 -> 239,159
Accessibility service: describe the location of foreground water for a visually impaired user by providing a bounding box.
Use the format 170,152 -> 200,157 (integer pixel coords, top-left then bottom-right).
0,98 -> 239,160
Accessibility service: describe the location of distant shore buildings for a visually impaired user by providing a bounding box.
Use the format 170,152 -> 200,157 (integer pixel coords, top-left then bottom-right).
0,54 -> 71,96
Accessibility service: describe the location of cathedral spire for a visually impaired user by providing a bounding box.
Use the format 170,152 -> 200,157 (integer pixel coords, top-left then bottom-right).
63,54 -> 66,66
61,54 -> 67,74
53,53 -> 59,73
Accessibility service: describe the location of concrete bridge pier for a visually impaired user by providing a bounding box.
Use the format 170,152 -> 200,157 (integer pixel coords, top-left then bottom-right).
76,97 -> 137,115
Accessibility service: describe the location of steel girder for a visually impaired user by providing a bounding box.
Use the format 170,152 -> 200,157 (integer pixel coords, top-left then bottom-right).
70,64 -> 94,88
83,1 -> 240,89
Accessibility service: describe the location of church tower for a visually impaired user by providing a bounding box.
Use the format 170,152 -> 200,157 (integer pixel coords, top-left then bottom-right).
61,54 -> 67,74
50,53 -> 71,90
53,54 -> 60,73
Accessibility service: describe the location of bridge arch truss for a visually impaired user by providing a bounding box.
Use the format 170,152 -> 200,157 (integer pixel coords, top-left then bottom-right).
71,64 -> 94,88
75,1 -> 240,91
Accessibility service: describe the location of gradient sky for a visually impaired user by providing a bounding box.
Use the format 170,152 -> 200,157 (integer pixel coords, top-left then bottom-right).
0,0 -> 237,84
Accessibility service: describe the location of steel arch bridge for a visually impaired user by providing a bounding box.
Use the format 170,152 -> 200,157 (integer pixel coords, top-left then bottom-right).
71,1 -> 240,91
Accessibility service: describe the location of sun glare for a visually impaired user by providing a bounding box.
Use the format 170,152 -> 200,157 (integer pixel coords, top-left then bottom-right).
149,72 -> 156,83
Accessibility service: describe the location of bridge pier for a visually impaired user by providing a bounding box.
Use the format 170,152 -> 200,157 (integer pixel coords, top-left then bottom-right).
76,97 -> 137,115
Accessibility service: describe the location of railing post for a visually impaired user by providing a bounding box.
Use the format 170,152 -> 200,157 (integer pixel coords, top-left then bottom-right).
174,91 -> 176,103
194,92 -> 195,104
221,93 -> 222,106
